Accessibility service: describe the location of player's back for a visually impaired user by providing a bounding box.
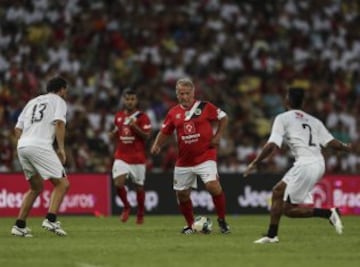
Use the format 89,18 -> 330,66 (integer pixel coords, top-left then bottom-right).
17,93 -> 66,149
278,109 -> 333,163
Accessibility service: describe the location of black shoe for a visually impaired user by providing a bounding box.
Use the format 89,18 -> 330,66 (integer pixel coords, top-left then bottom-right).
217,218 -> 230,234
181,226 -> 194,234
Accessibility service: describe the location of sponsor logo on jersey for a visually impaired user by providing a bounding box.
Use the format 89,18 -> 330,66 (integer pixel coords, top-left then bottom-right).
184,121 -> 196,134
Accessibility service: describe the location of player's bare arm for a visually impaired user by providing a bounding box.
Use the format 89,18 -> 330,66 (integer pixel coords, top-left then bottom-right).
151,132 -> 170,155
211,116 -> 228,147
129,119 -> 151,140
108,128 -> 118,139
326,139 -> 353,152
55,120 -> 66,164
14,127 -> 23,141
243,142 -> 279,177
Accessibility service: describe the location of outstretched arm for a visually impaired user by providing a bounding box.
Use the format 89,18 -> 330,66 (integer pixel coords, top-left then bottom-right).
243,142 -> 279,177
326,139 -> 352,152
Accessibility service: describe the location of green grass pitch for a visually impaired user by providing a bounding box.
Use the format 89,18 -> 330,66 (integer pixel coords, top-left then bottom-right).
0,215 -> 359,267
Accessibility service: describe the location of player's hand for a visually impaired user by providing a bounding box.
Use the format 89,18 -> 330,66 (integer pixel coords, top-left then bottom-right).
57,148 -> 66,164
243,162 -> 256,177
128,117 -> 136,126
150,144 -> 161,155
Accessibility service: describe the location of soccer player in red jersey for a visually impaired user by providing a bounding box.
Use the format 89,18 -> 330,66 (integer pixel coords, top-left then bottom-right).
110,88 -> 152,224
151,78 -> 230,234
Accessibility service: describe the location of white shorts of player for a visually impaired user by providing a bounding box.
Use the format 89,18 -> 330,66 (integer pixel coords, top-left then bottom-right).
282,159 -> 325,204
112,159 -> 146,186
173,160 -> 218,191
17,146 -> 66,180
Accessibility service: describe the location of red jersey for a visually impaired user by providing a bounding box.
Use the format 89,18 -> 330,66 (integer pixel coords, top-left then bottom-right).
161,101 -> 225,166
114,110 -> 151,164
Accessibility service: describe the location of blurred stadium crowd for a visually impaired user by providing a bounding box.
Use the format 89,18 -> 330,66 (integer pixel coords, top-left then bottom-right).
0,0 -> 359,174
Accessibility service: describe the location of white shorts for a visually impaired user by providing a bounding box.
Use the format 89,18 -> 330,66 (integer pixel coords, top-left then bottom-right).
282,160 -> 325,204
173,160 -> 218,191
112,159 -> 146,186
17,146 -> 66,180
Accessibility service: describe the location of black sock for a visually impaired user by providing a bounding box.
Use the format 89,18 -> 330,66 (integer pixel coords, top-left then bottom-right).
267,224 -> 278,238
313,208 -> 331,218
15,219 -> 26,228
46,213 -> 57,222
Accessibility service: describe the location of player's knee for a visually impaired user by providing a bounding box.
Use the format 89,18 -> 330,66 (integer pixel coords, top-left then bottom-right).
283,205 -> 295,217
205,181 -> 222,195
176,191 -> 191,202
30,185 -> 43,195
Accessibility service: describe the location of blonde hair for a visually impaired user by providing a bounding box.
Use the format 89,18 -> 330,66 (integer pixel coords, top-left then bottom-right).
176,78 -> 195,90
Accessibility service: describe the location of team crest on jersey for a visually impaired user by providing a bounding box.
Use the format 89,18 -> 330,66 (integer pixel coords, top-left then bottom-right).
176,113 -> 181,119
184,121 -> 196,134
122,126 -> 131,136
117,117 -> 123,123
194,108 -> 202,116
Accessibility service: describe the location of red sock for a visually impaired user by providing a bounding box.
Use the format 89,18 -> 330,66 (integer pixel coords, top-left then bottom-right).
116,187 -> 130,209
212,191 -> 226,220
136,189 -> 145,218
179,200 -> 194,227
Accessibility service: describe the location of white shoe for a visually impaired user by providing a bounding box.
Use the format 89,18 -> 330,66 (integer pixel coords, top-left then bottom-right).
42,219 -> 67,236
11,225 -> 33,237
254,236 -> 279,244
329,208 -> 343,234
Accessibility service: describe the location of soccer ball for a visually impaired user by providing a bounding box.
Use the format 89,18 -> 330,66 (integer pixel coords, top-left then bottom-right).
191,216 -> 212,234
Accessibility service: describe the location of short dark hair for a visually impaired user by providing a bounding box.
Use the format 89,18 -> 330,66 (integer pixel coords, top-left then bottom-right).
47,77 -> 67,93
122,87 -> 137,96
288,87 -> 304,109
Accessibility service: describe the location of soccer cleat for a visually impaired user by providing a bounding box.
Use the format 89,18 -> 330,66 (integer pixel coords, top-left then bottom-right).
181,226 -> 194,234
42,219 -> 67,236
11,225 -> 33,237
136,216 -> 144,225
217,218 -> 231,234
329,207 -> 343,234
254,236 -> 279,244
121,207 -> 130,223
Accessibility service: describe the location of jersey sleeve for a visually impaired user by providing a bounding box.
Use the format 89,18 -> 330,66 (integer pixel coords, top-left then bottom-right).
15,107 -> 26,129
160,112 -> 175,135
317,120 -> 334,146
206,102 -> 227,120
54,98 -> 67,123
139,113 -> 152,133
267,115 -> 285,148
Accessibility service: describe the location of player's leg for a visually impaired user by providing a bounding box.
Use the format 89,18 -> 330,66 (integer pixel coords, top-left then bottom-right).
176,188 -> 194,233
254,180 -> 286,243
174,166 -> 196,233
130,164 -> 146,224
11,173 -> 43,237
135,184 -> 145,224
114,174 -> 130,222
112,160 -> 131,222
282,161 -> 343,234
27,146 -> 70,236
43,175 -> 70,235
198,161 -> 230,233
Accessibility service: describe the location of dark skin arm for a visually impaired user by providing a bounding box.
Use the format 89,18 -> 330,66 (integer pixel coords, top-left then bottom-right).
128,118 -> 151,140
243,142 -> 279,177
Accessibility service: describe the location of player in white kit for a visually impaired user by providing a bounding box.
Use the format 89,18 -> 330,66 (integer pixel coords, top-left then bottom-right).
244,88 -> 353,244
11,77 -> 70,237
